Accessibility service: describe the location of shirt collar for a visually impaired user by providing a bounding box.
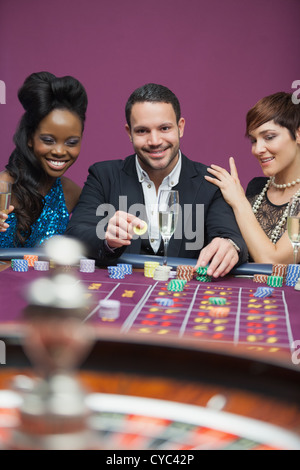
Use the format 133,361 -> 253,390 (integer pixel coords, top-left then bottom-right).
135,151 -> 182,187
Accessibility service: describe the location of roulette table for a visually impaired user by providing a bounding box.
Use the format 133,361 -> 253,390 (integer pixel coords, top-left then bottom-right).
0,250 -> 300,450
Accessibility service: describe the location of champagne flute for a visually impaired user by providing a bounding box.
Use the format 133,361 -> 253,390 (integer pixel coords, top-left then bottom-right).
0,182 -> 12,263
158,190 -> 180,266
0,181 -> 12,216
287,195 -> 300,264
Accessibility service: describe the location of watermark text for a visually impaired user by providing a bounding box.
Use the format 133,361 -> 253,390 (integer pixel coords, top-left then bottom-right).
292,340 -> 300,365
291,80 -> 300,105
95,197 -> 205,251
0,80 -> 6,104
0,340 -> 6,364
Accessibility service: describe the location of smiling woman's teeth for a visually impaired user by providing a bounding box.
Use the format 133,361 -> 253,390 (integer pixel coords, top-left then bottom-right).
49,160 -> 65,167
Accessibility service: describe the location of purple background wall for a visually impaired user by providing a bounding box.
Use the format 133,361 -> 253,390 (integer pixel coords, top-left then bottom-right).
0,0 -> 299,189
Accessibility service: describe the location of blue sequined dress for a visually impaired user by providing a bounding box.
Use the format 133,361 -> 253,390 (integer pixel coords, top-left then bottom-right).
0,178 -> 70,247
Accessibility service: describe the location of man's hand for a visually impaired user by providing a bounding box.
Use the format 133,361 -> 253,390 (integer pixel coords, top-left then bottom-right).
195,237 -> 239,278
0,205 -> 14,233
105,210 -> 146,249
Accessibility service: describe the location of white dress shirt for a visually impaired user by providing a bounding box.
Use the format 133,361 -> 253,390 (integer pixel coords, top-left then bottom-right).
135,152 -> 182,253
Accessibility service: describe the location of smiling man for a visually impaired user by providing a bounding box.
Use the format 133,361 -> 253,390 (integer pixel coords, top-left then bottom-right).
125,101 -> 184,185
66,83 -> 247,277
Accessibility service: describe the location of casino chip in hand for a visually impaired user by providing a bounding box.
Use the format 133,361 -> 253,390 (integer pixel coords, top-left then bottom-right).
133,221 -> 148,236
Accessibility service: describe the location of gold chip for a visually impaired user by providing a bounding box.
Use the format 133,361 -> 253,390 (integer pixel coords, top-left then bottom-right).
133,221 -> 148,235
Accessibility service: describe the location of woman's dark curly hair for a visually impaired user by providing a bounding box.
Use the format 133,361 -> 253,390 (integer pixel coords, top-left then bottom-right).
5,71 -> 88,245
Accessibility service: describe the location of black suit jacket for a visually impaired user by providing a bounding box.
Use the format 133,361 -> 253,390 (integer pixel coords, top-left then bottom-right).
66,154 -> 248,265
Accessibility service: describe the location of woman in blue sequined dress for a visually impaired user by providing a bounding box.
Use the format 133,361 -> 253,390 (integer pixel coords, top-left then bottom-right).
0,71 -> 88,247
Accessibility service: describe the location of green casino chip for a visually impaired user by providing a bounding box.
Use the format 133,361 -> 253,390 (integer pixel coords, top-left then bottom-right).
267,275 -> 283,287
208,297 -> 227,305
196,266 -> 209,275
196,276 -> 212,282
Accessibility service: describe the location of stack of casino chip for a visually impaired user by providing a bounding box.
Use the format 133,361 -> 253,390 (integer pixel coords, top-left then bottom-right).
153,265 -> 171,281
23,255 -> 38,267
253,274 -> 268,283
167,279 -> 187,292
155,297 -> 174,307
12,259 -> 28,272
195,266 -> 212,283
207,296 -> 230,317
272,264 -> 287,281
208,297 -> 227,306
294,279 -> 300,291
117,263 -> 133,275
34,261 -> 50,271
80,259 -> 95,273
107,266 -> 125,279
144,261 -> 160,278
61,265 -> 74,272
209,306 -> 230,318
168,270 -> 177,278
285,264 -> 300,287
176,265 -> 194,281
98,299 -> 121,320
253,287 -> 274,298
267,275 -> 283,287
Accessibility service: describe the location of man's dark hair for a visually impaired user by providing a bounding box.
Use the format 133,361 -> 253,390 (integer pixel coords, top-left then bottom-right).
125,83 -> 181,128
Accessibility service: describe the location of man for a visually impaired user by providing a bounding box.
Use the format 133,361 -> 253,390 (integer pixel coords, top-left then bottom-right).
66,83 -> 247,277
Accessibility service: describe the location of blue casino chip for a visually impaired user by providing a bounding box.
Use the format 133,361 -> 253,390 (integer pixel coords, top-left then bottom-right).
154,297 -> 174,307
254,287 -> 274,298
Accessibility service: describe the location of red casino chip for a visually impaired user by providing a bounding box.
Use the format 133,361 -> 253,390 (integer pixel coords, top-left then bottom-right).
176,265 -> 194,281
272,264 -> 287,280
208,307 -> 230,318
253,274 -> 268,283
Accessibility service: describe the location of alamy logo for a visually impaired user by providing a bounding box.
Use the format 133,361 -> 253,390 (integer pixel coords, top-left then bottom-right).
291,340 -> 300,365
95,197 -> 205,251
291,80 -> 300,105
0,80 -> 6,104
0,340 -> 6,364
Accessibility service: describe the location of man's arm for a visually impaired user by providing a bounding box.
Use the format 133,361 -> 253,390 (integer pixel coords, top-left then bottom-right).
195,188 -> 248,277
66,163 -> 146,264
66,164 -> 120,263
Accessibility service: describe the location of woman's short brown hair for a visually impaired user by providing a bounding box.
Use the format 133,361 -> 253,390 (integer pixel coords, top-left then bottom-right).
246,92 -> 300,140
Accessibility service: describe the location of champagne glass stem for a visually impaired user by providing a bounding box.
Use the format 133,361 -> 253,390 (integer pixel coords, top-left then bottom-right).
163,237 -> 170,266
293,245 -> 299,264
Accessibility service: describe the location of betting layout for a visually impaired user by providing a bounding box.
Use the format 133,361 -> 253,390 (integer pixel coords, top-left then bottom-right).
2,255 -> 298,354
82,271 -> 294,355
